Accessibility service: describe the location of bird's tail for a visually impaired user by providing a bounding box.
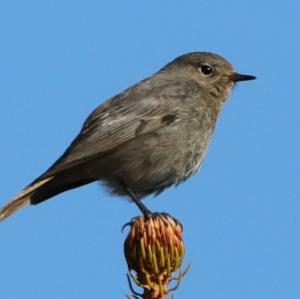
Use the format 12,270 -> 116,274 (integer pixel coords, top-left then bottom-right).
0,177 -> 52,222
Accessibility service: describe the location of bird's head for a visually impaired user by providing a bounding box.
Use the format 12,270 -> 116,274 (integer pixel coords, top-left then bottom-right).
164,52 -> 256,102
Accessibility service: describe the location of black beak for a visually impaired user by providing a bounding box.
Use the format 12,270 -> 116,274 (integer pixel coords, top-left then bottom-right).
231,72 -> 256,82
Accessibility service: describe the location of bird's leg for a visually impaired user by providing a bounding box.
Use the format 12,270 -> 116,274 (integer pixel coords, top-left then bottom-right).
123,185 -> 152,217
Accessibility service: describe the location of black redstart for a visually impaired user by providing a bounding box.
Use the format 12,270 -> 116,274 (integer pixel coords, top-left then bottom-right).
0,52 -> 255,221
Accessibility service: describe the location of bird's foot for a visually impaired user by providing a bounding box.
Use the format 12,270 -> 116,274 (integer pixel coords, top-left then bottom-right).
124,186 -> 152,217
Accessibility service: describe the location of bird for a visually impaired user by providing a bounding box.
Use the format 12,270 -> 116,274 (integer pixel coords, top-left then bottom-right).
0,52 -> 255,221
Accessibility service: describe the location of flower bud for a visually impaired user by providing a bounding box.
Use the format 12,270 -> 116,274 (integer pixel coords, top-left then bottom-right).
124,213 -> 188,298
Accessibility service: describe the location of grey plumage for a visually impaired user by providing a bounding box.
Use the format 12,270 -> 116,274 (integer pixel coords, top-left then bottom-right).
0,52 -> 255,221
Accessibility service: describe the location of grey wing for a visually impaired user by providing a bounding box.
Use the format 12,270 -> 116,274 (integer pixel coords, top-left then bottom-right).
42,77 -> 194,177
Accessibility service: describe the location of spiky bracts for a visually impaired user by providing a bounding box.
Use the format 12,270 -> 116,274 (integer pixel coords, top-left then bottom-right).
124,213 -> 190,299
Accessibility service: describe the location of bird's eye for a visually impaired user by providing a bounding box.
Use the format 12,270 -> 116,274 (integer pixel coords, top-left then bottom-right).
200,64 -> 213,76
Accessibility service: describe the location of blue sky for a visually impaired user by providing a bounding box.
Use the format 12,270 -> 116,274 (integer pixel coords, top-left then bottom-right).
0,1 -> 299,298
